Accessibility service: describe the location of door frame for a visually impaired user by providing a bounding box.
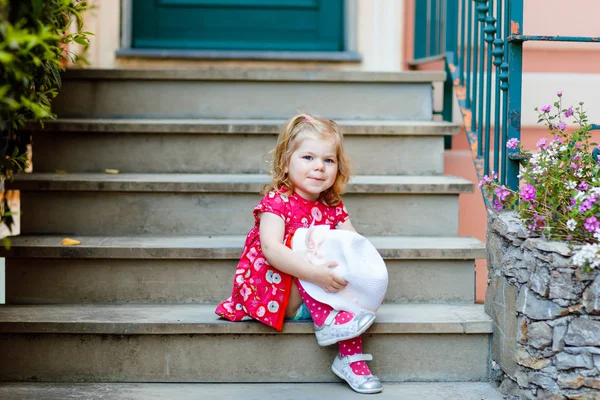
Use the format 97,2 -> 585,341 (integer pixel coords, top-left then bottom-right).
120,0 -> 358,54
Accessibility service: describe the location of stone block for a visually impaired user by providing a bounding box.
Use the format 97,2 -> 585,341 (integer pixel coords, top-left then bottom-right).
530,266 -> 551,297
530,372 -> 559,392
565,319 -> 600,347
514,369 -> 531,388
558,373 -> 585,389
555,353 -> 594,370
517,317 -> 529,344
583,275 -> 600,315
487,276 -> 518,376
514,348 -> 551,370
517,287 -> 568,321
549,272 -> 578,300
553,322 -> 569,352
584,378 -> 600,390
528,321 -> 553,349
565,392 -> 600,400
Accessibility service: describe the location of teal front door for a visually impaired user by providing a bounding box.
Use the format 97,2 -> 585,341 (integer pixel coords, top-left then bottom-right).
132,0 -> 345,51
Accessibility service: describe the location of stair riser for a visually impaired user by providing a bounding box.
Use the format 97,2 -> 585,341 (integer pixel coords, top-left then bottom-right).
6,259 -> 475,305
52,80 -> 433,120
21,193 -> 459,236
0,333 -> 490,382
32,132 -> 444,176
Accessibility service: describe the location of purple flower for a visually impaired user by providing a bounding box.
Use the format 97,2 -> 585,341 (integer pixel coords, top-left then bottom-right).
520,184 -> 536,201
557,90 -> 563,97
578,181 -> 589,192
580,199 -> 593,213
528,213 -> 546,232
564,106 -> 574,118
536,137 -> 548,150
540,104 -> 552,113
552,136 -> 563,145
506,138 -> 520,149
477,171 -> 498,188
558,121 -> 567,131
495,185 -> 511,202
478,175 -> 492,189
493,199 -> 503,212
584,216 -> 600,232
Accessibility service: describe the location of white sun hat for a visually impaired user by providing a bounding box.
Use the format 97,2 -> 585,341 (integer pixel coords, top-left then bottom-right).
291,225 -> 388,314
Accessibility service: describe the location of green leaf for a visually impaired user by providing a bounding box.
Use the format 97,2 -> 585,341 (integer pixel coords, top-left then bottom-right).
0,51 -> 14,63
73,36 -> 88,46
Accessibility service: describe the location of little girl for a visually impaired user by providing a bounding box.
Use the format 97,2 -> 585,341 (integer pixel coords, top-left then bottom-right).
215,114 -> 382,394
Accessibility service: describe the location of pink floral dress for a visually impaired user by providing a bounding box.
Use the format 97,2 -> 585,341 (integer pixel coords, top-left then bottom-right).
215,190 -> 349,331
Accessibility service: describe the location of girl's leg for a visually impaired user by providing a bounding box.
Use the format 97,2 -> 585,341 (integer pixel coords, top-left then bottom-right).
339,336 -> 371,375
285,280 -> 304,318
296,280 -> 355,327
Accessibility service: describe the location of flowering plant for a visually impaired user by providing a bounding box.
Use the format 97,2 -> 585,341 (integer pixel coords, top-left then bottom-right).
480,92 -> 600,269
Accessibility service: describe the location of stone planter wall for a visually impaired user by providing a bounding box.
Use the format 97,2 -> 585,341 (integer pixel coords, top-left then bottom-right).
486,212 -> 600,400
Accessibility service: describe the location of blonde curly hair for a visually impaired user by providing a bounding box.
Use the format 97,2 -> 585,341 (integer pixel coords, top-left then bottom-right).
264,114 -> 351,206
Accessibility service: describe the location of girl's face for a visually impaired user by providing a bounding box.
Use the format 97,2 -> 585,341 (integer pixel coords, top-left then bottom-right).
285,136 -> 338,201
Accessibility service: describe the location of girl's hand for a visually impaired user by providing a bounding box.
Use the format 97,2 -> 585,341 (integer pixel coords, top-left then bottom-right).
311,261 -> 347,293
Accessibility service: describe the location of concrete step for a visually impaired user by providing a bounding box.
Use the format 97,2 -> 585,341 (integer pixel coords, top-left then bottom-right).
0,382 -> 504,399
27,119 -> 459,175
51,69 -> 444,120
10,174 -> 473,236
0,303 -> 492,383
3,235 -> 485,305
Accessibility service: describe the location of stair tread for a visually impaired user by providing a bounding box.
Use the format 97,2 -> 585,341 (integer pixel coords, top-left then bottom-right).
0,382 -> 504,399
27,118 -> 460,136
0,303 -> 492,334
62,68 -> 447,83
9,173 -> 474,193
1,234 -> 486,259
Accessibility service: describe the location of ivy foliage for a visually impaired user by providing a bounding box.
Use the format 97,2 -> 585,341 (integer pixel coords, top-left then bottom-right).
0,0 -> 90,236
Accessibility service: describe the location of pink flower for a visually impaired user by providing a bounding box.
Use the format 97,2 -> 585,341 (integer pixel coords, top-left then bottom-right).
253,257 -> 266,271
493,199 -> 503,211
584,216 -> 600,232
495,185 -> 511,202
558,122 -> 567,131
506,138 -> 520,149
557,90 -> 563,97
564,107 -> 574,118
540,104 -> 552,113
245,246 -> 258,262
240,284 -> 252,301
536,138 -> 548,149
311,207 -> 322,222
520,184 -> 536,201
477,171 -> 498,189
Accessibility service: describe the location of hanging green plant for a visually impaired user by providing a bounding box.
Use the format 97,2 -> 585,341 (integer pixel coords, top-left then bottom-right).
0,0 -> 90,242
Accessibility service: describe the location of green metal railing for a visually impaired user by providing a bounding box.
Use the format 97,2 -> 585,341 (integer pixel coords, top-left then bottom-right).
413,0 -> 600,196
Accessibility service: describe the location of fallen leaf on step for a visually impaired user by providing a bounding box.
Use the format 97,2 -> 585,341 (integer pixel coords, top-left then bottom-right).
61,238 -> 81,246
105,169 -> 120,174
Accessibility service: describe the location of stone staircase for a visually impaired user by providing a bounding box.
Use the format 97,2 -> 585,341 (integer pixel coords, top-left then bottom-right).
0,69 -> 502,399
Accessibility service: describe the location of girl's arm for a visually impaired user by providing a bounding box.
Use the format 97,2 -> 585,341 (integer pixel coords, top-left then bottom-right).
337,219 -> 357,232
259,212 -> 347,293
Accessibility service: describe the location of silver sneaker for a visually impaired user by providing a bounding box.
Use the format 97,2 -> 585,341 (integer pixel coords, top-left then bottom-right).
314,310 -> 376,346
331,353 -> 383,394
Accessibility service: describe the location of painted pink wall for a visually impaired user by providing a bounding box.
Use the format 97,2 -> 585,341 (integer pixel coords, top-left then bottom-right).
524,0 -> 600,37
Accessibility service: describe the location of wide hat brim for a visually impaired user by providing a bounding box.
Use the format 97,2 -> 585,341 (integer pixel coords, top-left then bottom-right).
292,226 -> 388,314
